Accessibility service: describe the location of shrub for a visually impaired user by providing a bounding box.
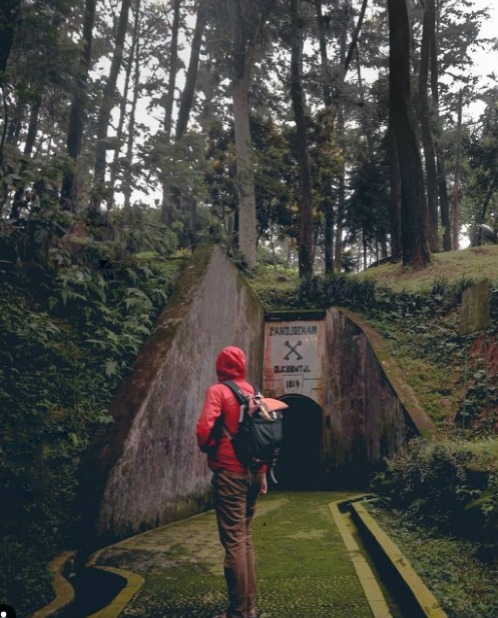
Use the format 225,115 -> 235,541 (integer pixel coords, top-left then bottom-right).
371,438 -> 498,545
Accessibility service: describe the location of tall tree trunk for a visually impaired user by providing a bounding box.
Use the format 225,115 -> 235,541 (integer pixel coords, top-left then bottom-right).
9,92 -> 43,218
334,104 -> 346,272
164,0 -> 180,140
232,67 -> 257,269
24,93 -> 43,156
5,100 -> 24,147
473,168 -> 498,246
387,120 -> 402,260
315,0 -> 332,108
108,0 -> 139,210
61,0 -> 97,208
123,8 -> 141,211
175,0 -> 208,234
343,0 -> 368,76
333,22 -> 348,273
315,0 -> 334,273
175,0 -> 208,141
437,151 -> 451,250
91,0 -> 132,212
451,90 -> 463,250
387,0 -> 430,267
355,46 -> 373,151
0,0 -> 20,80
430,13 -> 451,252
160,0 -> 181,225
0,0 -> 20,172
418,0 -> 439,252
290,0 -> 313,277
227,0 -> 261,270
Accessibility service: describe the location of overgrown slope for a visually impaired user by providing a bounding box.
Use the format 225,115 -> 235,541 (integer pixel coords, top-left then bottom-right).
254,245 -> 498,435
0,250 -> 184,616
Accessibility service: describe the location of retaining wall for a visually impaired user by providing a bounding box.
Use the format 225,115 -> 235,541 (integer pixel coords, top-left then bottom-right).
92,245 -> 265,539
321,307 -> 434,485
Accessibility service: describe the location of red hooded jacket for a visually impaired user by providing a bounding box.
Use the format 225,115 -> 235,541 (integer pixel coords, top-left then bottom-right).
196,346 -> 256,473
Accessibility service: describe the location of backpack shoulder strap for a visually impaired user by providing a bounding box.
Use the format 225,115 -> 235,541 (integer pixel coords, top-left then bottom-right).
222,380 -> 248,405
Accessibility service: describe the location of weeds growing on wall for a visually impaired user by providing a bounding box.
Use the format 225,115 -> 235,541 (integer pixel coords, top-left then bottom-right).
256,271 -> 497,433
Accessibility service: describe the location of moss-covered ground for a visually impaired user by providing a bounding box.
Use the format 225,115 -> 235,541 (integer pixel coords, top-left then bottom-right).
96,491 -> 375,617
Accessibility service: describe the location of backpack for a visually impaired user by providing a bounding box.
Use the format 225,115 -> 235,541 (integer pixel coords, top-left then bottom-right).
222,380 -> 284,481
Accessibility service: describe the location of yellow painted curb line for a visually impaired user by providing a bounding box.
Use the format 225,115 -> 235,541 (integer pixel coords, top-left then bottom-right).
84,566 -> 144,618
329,499 -> 392,618
30,549 -> 144,618
351,502 -> 447,618
84,547 -> 145,618
30,551 -> 76,618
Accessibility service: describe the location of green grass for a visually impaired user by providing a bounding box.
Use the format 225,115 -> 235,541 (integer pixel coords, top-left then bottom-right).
352,245 -> 498,293
365,501 -> 498,618
252,246 -> 498,297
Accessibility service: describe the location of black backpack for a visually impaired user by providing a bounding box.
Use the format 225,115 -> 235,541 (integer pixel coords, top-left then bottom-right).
222,380 -> 284,478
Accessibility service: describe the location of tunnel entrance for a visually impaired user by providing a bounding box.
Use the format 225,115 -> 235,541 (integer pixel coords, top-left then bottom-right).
273,395 -> 322,490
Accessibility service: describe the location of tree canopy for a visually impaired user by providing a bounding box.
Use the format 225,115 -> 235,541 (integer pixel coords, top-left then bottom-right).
0,0 -> 496,273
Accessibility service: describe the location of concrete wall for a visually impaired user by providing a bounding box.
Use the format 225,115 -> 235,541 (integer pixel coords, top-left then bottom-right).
321,307 -> 434,485
95,245 -> 265,539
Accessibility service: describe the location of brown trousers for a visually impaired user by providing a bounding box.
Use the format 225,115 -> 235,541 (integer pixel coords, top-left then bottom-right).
212,469 -> 264,618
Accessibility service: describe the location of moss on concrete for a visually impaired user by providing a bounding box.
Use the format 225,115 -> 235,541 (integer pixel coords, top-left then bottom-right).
95,492 -> 374,617
337,308 -> 435,437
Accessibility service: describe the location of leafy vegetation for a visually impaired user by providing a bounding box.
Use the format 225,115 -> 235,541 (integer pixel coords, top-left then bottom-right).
370,438 -> 498,540
368,437 -> 498,616
366,500 -> 498,618
0,219 -> 184,616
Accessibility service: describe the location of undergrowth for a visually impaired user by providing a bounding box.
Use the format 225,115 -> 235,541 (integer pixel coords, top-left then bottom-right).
369,437 -> 498,615
0,244 -> 183,615
367,501 -> 498,618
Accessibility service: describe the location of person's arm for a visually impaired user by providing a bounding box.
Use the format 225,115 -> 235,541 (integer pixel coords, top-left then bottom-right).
260,473 -> 268,494
196,385 -> 223,453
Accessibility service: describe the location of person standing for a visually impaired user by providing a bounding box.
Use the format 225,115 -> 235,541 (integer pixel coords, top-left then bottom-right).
196,346 -> 266,618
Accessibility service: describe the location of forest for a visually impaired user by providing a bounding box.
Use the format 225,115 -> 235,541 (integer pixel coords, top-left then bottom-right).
1,0 -> 498,615
1,0 -> 497,275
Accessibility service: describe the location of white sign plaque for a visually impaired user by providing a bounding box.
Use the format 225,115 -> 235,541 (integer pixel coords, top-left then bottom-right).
263,320 -> 324,404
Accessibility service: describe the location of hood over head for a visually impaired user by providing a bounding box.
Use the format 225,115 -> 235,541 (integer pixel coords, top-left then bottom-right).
216,346 -> 247,381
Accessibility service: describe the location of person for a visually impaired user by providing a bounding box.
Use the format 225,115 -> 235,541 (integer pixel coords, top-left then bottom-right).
196,346 -> 267,618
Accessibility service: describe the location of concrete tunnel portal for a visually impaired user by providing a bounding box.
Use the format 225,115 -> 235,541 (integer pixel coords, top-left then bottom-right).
262,310 -> 424,490
94,247 -> 433,539
263,312 -> 327,490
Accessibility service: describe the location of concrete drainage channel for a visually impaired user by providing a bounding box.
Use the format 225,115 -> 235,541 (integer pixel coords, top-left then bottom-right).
33,495 -> 447,618
31,551 -> 144,618
331,496 -> 447,618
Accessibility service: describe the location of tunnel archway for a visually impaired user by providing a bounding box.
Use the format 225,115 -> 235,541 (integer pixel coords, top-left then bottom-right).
273,394 -> 322,490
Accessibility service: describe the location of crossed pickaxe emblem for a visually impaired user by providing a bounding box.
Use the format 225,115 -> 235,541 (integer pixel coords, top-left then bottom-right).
284,340 -> 303,360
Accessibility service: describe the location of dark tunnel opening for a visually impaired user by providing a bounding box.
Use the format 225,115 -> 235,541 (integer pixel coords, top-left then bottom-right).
273,394 -> 323,490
